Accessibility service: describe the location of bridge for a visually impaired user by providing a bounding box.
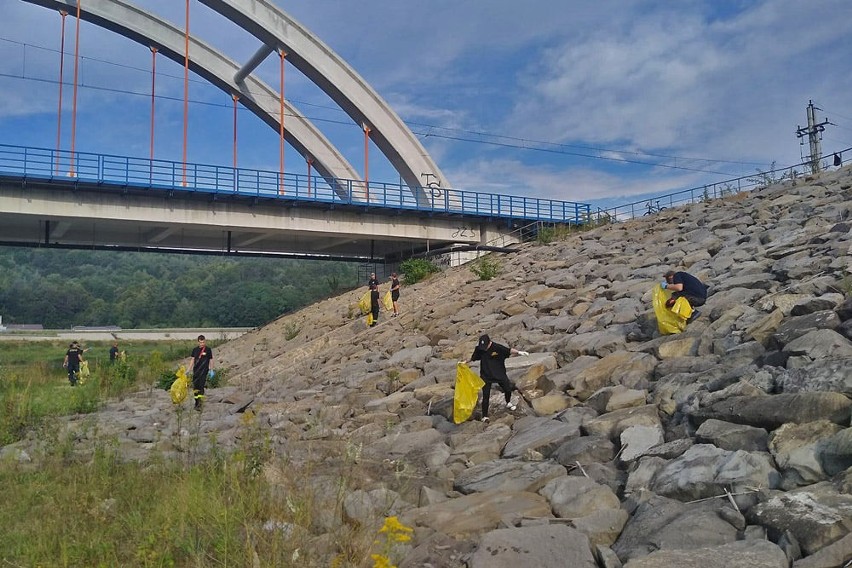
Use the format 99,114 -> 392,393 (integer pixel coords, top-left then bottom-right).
0,144 -> 589,261
1,0 -> 590,263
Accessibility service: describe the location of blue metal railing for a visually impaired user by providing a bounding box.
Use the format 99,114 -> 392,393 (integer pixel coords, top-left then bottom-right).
0,144 -> 590,224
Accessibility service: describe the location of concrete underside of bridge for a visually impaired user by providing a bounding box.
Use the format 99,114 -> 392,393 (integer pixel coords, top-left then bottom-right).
0,177 -> 515,262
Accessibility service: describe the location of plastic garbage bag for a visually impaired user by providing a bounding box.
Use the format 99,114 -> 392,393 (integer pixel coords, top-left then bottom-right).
366,313 -> 374,327
170,365 -> 190,404
652,284 -> 692,335
671,296 -> 694,320
78,360 -> 90,384
382,290 -> 394,311
453,363 -> 485,424
358,291 -> 371,315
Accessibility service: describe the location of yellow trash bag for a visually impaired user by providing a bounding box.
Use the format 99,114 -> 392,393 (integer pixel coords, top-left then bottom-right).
652,284 -> 693,335
366,313 -> 374,327
78,360 -> 90,384
170,365 -> 191,404
358,291 -> 371,315
453,363 -> 485,424
382,290 -> 394,311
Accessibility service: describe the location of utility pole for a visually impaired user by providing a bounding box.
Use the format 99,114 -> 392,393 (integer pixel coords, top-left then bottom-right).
796,100 -> 830,174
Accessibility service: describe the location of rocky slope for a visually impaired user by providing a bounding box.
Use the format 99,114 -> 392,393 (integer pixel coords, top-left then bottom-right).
7,165 -> 852,567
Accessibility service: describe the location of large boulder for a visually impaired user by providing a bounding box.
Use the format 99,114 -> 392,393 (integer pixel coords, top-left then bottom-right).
467,524 -> 597,568
690,393 -> 852,430
651,444 -> 780,501
622,539 -> 788,568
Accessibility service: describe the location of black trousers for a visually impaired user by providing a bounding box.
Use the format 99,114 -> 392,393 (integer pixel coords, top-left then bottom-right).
481,376 -> 516,418
672,291 -> 705,307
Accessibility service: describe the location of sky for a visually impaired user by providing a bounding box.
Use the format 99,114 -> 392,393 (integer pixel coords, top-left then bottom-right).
1,0 -> 852,210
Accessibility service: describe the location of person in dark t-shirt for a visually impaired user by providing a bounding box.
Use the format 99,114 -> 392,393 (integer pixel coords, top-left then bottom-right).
462,335 -> 529,422
109,342 -> 119,363
389,272 -> 401,317
369,282 -> 380,327
188,335 -> 214,410
63,341 -> 85,386
664,270 -> 709,321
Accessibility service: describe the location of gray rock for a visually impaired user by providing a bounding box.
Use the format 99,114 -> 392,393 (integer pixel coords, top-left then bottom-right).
613,495 -> 741,562
818,427 -> 852,476
792,532 -> 852,568
454,458 -> 567,495
772,311 -> 842,348
775,358 -> 852,395
539,476 -> 621,519
553,435 -> 616,466
583,405 -> 662,441
467,524 -> 597,568
747,487 -> 852,555
401,489 -> 553,538
691,392 -> 852,430
619,425 -> 665,463
622,539 -> 788,568
782,329 -> 852,359
502,417 -> 581,459
651,444 -> 780,501
696,419 -> 769,452
769,421 -> 843,488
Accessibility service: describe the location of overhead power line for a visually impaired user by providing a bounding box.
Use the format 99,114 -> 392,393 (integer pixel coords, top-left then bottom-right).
0,34 -> 771,177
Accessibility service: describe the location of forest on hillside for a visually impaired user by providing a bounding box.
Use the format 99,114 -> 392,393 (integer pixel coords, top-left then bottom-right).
0,248 -> 360,328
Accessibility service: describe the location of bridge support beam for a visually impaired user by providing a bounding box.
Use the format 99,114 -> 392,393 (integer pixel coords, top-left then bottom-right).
234,44 -> 274,84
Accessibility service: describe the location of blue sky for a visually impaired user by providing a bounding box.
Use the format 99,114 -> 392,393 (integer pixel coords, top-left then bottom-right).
2,0 -> 852,209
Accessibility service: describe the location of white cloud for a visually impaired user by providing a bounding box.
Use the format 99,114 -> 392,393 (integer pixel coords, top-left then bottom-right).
2,0 -> 851,203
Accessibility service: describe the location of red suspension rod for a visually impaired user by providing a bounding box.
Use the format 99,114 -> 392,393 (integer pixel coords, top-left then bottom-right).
55,10 -> 67,175
278,49 -> 286,195
181,0 -> 190,187
69,0 -> 80,177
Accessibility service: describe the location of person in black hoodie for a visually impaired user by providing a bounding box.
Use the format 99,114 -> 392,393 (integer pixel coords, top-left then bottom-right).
462,334 -> 529,422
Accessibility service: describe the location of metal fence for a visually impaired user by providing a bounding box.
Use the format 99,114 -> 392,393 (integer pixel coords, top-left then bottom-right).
590,148 -> 851,223
0,144 -> 591,225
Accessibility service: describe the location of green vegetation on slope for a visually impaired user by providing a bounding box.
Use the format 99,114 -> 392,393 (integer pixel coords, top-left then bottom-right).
0,248 -> 359,328
0,341 -> 400,566
0,340 -> 206,445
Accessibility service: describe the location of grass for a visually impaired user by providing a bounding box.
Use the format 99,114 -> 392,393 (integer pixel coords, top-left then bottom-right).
0,340 -> 418,567
0,340 -> 213,446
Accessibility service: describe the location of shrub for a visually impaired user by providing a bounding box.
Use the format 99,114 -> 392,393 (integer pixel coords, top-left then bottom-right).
284,321 -> 301,341
470,256 -> 501,281
536,224 -> 574,244
399,258 -> 440,284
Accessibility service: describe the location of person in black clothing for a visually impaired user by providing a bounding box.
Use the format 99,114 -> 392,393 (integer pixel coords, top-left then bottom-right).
109,341 -> 119,363
389,272 -> 401,316
188,335 -> 214,410
369,282 -> 380,327
368,272 -> 379,290
63,341 -> 85,386
663,270 -> 709,322
462,334 -> 529,422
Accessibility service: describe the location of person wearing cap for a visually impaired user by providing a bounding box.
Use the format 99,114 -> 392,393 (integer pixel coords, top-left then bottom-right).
62,341 -> 85,386
461,334 -> 529,422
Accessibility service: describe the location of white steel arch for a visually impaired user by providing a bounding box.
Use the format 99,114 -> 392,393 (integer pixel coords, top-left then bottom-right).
198,0 -> 450,206
21,0 -> 362,198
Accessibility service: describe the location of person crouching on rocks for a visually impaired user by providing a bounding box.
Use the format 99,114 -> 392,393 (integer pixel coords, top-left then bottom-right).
663,269 -> 708,323
460,334 -> 529,422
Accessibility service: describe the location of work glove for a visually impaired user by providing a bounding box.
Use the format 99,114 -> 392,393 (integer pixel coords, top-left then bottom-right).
518,351 -> 530,356
208,370 -> 215,379
458,360 -> 467,366
661,281 -> 668,289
